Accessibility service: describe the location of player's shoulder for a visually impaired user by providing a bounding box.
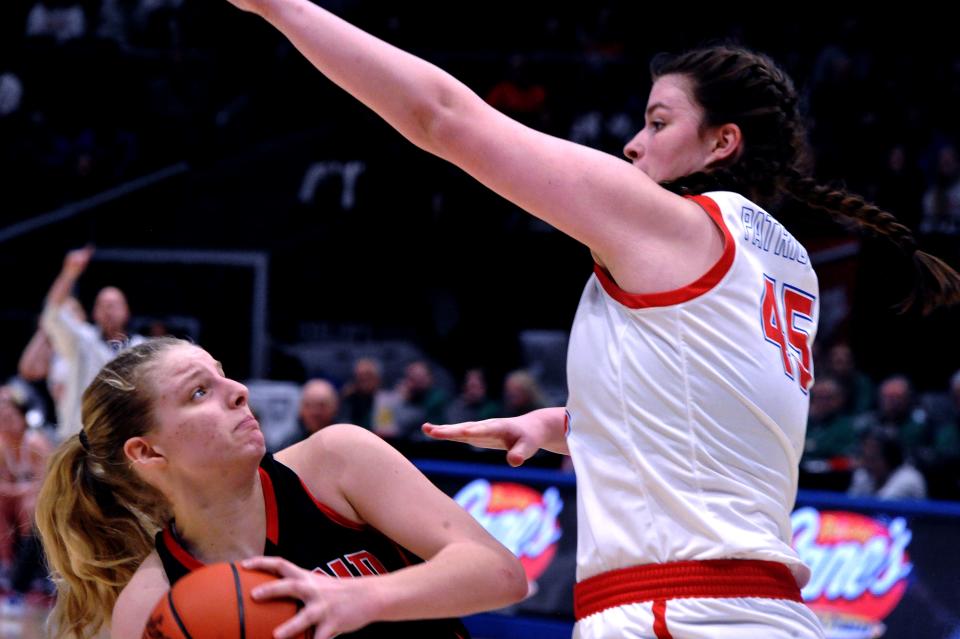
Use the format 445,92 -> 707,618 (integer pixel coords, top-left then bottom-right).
111,551 -> 169,638
275,424 -> 390,488
276,423 -> 380,463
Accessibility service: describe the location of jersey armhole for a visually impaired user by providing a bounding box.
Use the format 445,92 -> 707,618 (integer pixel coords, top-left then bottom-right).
593,194 -> 735,308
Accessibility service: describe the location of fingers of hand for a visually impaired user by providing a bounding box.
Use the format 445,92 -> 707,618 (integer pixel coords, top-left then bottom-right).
243,556 -> 304,582
272,607 -> 320,639
506,437 -> 537,466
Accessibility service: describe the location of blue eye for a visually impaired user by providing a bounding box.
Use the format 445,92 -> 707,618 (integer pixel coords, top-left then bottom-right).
192,387 -> 207,400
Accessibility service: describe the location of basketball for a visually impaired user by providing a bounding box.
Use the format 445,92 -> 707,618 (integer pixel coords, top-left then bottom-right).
142,562 -> 307,639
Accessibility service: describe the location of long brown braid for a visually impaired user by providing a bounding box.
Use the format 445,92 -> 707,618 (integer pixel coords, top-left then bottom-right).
652,45 -> 960,314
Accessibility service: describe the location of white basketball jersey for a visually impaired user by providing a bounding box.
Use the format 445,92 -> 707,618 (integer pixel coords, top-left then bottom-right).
565,191 -> 818,586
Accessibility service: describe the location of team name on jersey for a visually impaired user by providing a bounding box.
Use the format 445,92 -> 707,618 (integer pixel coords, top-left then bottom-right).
741,206 -> 809,265
315,549 -> 387,578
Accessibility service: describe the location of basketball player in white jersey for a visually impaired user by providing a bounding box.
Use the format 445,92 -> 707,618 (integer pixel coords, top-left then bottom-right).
224,2 -> 960,636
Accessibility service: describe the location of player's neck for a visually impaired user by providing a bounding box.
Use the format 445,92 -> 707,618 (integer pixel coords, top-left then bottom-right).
169,468 -> 268,563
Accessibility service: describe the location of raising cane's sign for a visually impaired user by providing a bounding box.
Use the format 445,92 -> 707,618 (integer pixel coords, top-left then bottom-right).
454,479 -> 563,585
791,507 -> 913,639
450,477 -> 916,637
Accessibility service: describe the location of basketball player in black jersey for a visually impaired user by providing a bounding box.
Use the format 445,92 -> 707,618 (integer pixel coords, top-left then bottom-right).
35,338 -> 527,639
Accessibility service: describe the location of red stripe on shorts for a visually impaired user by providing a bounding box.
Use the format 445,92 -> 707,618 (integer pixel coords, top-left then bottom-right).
652,599 -> 673,639
574,559 -> 802,621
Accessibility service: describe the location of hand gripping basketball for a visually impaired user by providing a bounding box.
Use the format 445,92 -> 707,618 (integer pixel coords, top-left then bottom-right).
143,562 -> 309,639
242,556 -> 378,639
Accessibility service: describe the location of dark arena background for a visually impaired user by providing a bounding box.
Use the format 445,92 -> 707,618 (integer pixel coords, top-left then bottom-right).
1,2 -> 959,638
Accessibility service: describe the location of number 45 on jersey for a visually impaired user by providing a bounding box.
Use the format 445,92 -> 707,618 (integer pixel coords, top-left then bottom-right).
761,275 -> 816,393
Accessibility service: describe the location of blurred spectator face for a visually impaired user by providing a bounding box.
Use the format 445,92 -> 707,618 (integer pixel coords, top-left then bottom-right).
148,321 -> 169,337
888,145 -> 906,173
462,370 -> 487,404
878,377 -> 912,421
937,145 -> 959,182
504,372 -> 534,411
299,380 -> 339,434
405,361 -> 433,393
810,378 -> 845,420
828,343 -> 855,377
353,359 -> 381,395
860,436 -> 889,482
93,286 -> 130,336
0,387 -> 27,439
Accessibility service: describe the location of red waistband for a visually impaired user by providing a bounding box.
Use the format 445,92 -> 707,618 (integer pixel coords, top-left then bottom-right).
574,559 -> 802,621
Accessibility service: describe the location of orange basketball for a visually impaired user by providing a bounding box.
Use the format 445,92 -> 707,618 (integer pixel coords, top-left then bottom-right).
142,562 -> 307,639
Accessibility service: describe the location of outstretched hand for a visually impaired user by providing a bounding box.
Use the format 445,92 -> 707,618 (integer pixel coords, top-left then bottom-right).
242,556 -> 378,639
62,246 -> 94,279
422,417 -> 542,467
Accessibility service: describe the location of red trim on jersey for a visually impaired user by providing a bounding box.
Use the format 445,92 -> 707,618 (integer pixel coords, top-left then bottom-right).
258,467 -> 279,545
298,477 -> 366,530
652,600 -> 673,639
162,528 -> 204,571
573,559 -> 801,621
593,194 -> 735,308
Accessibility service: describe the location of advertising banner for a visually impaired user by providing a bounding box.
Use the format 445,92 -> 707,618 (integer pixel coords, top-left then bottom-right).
417,460 -> 960,638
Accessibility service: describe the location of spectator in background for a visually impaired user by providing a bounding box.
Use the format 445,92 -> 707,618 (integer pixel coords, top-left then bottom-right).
848,429 -> 926,500
502,370 -> 547,418
860,375 -> 959,473
825,342 -> 874,415
0,384 -> 53,601
446,369 -> 500,425
803,376 -> 858,464
950,369 -> 960,423
874,144 -> 925,230
0,72 -> 23,119
339,357 -> 384,431
392,360 -> 448,440
25,0 -> 87,43
40,247 -> 145,440
923,370 -> 960,499
485,54 -> 547,127
18,297 -> 86,411
273,379 -> 339,451
921,143 -> 960,237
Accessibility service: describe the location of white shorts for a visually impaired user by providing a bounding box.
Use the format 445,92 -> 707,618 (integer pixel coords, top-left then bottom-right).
574,596 -> 824,639
573,559 -> 824,639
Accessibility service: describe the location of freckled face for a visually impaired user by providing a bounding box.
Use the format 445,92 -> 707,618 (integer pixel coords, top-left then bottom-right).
146,345 -> 264,476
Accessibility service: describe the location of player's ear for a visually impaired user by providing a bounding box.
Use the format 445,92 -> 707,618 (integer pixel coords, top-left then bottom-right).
706,122 -> 742,164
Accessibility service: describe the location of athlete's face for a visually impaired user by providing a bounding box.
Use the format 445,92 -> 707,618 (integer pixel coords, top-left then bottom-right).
623,74 -> 720,183
145,345 -> 264,475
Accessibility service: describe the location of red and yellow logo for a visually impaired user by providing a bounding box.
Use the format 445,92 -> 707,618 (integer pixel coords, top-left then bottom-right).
455,480 -> 563,584
792,508 -> 912,638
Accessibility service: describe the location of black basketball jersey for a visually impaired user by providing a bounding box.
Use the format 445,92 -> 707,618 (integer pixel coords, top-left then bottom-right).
156,453 -> 470,639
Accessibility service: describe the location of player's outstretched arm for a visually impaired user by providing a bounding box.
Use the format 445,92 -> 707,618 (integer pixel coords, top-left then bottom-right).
223,0 -> 711,276
423,407 -> 570,466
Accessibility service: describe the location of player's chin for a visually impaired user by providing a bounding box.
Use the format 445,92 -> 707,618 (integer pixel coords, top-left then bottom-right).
237,429 -> 267,454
